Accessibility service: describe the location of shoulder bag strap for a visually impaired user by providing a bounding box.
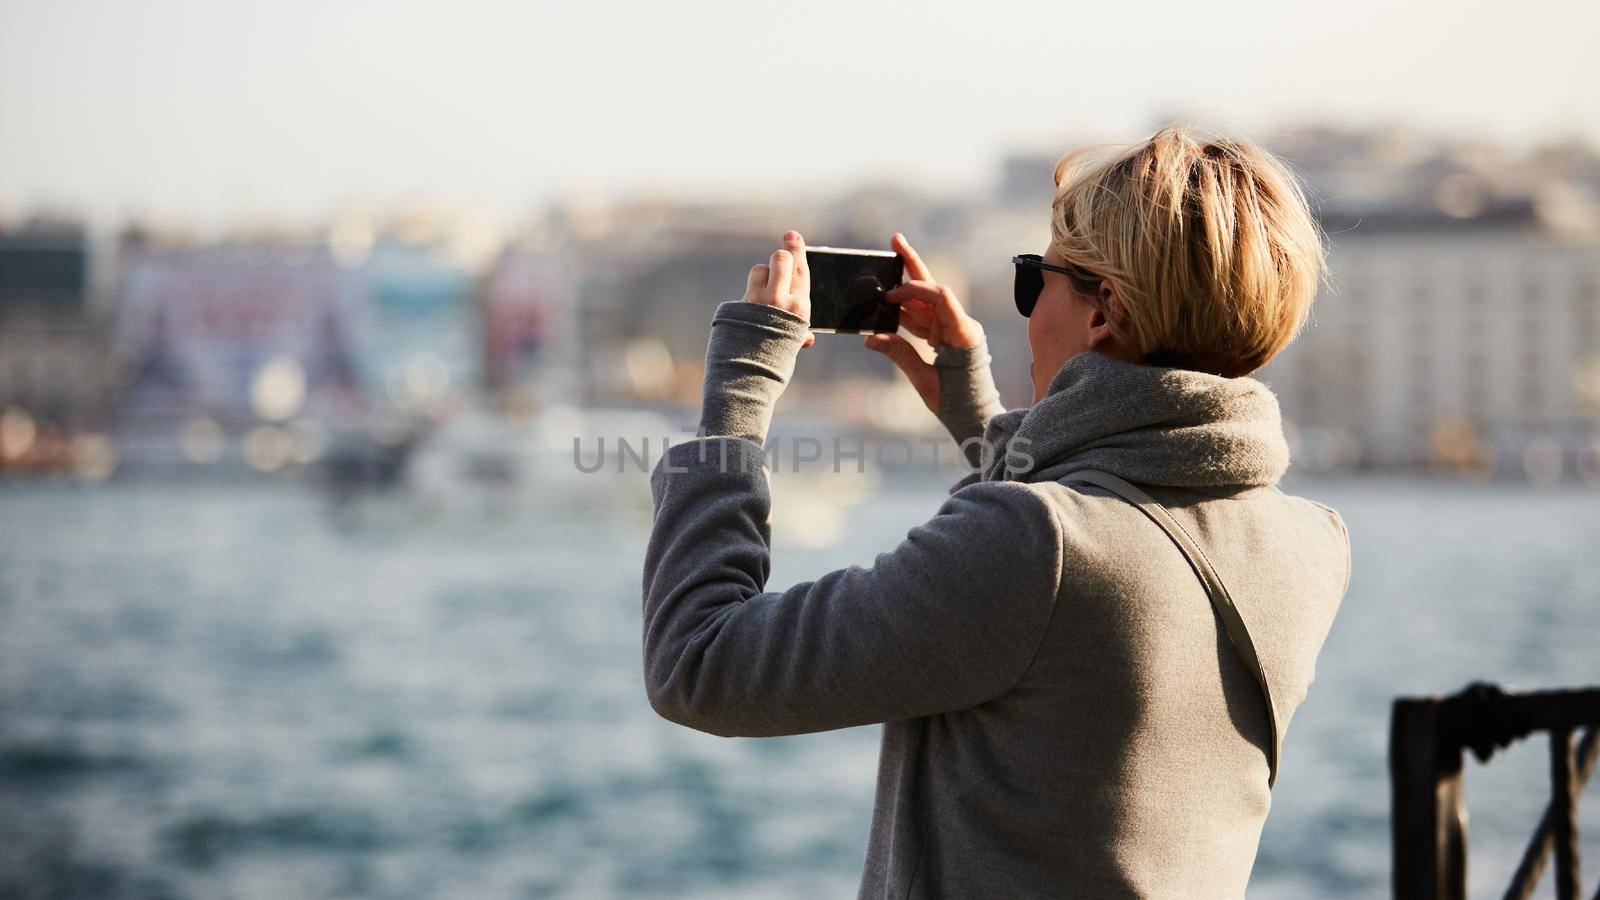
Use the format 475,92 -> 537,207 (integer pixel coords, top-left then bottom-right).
1060,468 -> 1281,789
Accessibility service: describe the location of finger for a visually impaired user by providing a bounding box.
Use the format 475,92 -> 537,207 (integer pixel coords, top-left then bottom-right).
894,299 -> 938,341
892,232 -> 933,282
886,291 -> 944,344
863,333 -> 931,374
767,248 -> 794,299
801,332 -> 815,349
890,280 -> 966,334
863,332 -> 897,356
743,264 -> 769,300
897,313 -> 934,342
881,284 -> 935,327
783,231 -> 808,294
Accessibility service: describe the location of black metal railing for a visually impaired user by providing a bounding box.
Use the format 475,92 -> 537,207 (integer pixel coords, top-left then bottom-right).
1390,683 -> 1600,899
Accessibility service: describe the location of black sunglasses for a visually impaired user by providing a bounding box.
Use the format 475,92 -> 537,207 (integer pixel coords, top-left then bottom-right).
1012,254 -> 1097,317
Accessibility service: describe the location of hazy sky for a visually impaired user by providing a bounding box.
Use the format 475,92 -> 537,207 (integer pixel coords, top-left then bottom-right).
2,0 -> 1596,228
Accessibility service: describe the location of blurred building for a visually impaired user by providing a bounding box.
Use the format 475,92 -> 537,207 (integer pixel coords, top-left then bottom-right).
107,219 -> 494,473
114,242 -> 368,470
0,224 -> 110,422
1258,129 -> 1600,478
0,223 -> 116,475
481,243 -> 563,401
360,239 -> 480,415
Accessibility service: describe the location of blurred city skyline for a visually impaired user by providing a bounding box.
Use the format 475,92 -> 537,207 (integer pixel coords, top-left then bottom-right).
3,0 -> 1598,229
4,115 -> 1598,485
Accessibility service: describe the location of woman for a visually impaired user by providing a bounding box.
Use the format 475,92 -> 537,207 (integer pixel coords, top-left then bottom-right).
641,126 -> 1350,898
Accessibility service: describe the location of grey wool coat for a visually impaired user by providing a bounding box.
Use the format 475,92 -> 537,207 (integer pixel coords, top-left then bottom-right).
642,301 -> 1351,899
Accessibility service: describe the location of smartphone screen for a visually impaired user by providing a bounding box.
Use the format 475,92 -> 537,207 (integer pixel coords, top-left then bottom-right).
804,247 -> 902,334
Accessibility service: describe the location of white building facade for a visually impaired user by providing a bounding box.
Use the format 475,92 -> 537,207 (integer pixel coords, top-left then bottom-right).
1258,220 -> 1600,478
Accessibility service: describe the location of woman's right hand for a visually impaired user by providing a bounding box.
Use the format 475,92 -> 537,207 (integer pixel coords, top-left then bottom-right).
864,233 -> 986,414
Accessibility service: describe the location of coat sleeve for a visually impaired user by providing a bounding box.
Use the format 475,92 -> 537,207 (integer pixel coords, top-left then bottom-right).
642,437 -> 1065,737
932,340 -> 1008,467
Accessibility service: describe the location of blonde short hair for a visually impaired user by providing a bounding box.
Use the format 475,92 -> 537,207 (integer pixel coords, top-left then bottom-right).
1051,125 -> 1325,377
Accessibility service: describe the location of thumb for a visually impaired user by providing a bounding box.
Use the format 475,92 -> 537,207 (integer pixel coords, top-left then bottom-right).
866,333 -> 939,411
866,332 -> 917,364
865,333 -> 936,378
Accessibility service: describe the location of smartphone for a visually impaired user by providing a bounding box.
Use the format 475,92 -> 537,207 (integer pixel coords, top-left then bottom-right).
804,247 -> 902,334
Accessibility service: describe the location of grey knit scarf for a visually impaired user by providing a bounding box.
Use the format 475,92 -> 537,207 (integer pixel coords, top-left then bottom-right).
978,351 -> 1290,489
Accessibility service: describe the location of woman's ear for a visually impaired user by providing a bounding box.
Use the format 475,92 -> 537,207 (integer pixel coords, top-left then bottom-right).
1087,282 -> 1128,353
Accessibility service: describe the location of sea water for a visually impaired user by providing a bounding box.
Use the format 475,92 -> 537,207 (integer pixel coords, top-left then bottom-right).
1,473 -> 1597,898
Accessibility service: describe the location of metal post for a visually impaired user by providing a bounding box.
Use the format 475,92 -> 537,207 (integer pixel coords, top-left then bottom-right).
1393,698 -> 1467,900
1549,728 -> 1578,900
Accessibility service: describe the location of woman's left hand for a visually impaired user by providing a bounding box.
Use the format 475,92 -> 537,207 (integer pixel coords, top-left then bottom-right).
741,231 -> 816,348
